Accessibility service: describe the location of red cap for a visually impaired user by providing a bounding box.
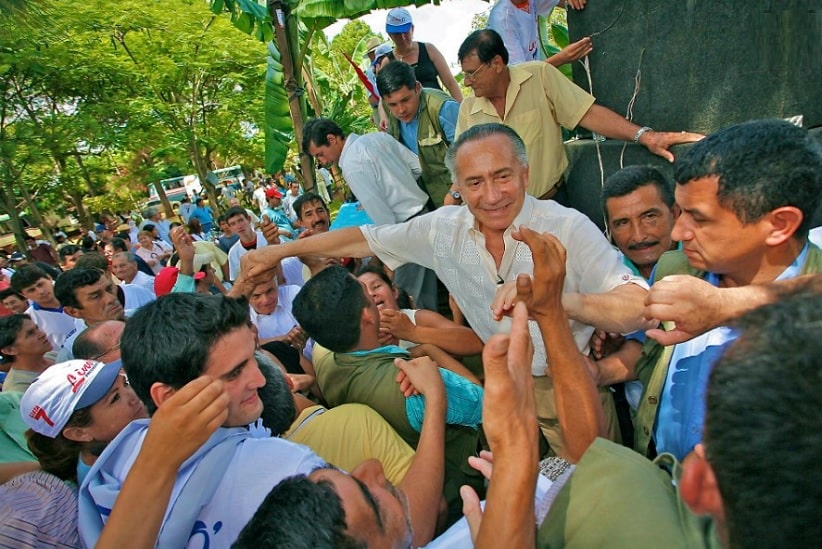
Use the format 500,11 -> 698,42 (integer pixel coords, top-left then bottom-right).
154,267 -> 206,297
265,188 -> 283,199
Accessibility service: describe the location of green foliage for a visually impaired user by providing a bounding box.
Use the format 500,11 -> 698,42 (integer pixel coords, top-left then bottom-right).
0,0 -> 268,228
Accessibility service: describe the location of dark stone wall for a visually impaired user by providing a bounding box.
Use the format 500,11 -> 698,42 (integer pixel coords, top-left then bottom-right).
562,1 -> 821,230
566,1 -> 821,134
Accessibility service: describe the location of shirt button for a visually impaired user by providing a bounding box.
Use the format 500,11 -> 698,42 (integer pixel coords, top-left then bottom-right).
648,396 -> 658,405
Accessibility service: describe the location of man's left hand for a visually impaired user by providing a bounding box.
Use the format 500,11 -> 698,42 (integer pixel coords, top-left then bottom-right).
639,130 -> 704,163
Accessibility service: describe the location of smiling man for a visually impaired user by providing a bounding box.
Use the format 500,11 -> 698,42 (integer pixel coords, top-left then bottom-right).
244,123 -> 649,457
77,293 -> 326,548
377,60 -> 460,206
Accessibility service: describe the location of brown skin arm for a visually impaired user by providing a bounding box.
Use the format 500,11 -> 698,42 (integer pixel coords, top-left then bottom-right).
0,461 -> 40,483
381,308 -> 484,357
579,104 -> 704,163
395,355 -> 446,547
514,227 -> 606,462
408,342 -> 482,386
462,302 -> 538,549
645,273 -> 822,345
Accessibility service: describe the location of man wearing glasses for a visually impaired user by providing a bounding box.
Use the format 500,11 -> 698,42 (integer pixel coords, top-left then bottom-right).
454,29 -> 701,204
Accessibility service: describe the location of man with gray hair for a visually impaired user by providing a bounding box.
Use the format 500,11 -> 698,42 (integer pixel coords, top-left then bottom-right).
139,206 -> 171,245
244,122 -> 650,457
110,252 -> 155,295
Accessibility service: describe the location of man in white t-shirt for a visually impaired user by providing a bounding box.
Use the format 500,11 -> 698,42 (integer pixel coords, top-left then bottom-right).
225,206 -> 303,286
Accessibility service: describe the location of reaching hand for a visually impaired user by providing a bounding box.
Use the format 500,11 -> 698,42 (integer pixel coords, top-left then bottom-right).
394,356 -> 444,400
380,308 -> 416,340
639,130 -> 704,163
549,37 -> 592,66
170,226 -> 195,263
259,214 -> 281,245
644,274 -> 722,344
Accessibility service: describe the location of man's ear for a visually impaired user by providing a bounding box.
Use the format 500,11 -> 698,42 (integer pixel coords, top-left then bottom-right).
679,444 -> 725,520
149,382 -> 177,410
1,344 -> 17,358
63,306 -> 83,320
764,206 -> 803,246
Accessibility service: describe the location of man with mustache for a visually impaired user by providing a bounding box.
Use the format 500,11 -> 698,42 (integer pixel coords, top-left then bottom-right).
602,166 -> 678,281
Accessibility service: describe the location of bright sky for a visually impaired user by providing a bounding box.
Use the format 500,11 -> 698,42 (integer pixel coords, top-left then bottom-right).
324,0 -> 492,73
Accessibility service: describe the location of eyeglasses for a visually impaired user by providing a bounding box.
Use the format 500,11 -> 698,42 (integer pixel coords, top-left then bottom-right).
91,341 -> 121,362
461,63 -> 489,82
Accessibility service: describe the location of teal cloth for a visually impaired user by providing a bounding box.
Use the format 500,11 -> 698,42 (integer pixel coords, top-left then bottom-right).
345,346 -> 483,432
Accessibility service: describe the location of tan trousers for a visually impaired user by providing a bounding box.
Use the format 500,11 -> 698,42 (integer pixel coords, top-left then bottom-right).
533,375 -> 621,458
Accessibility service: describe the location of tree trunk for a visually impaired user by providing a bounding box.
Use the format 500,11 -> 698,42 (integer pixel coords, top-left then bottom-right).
269,0 -> 315,192
72,149 -> 98,197
0,185 -> 30,256
17,183 -> 54,243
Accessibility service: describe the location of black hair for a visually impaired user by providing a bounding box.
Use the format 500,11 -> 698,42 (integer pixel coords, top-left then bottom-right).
458,28 -> 509,65
73,252 -> 109,273
601,165 -> 675,222
107,237 -> 130,253
674,119 -> 822,239
25,408 -> 93,483
704,290 -> 822,547
54,268 -> 106,311
0,314 -> 30,364
292,266 -> 366,353
10,265 -> 50,294
301,119 -> 345,156
233,475 -> 365,549
120,293 -> 251,415
224,206 -> 249,223
376,60 -> 417,98
293,192 -> 328,221
255,351 -> 297,436
355,264 -> 412,309
58,244 -> 82,263
0,288 -> 25,303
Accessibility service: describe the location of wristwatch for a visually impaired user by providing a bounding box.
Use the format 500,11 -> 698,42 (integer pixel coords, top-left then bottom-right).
448,189 -> 461,201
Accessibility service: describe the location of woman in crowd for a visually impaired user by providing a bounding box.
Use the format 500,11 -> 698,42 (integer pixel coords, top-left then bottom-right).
384,7 -> 463,101
135,231 -> 170,275
23,359 -> 149,486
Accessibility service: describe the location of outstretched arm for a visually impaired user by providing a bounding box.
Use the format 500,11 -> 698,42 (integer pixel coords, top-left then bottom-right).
579,104 -> 704,163
514,227 -> 606,461
426,43 -> 463,102
396,356 -> 446,547
645,273 -> 822,345
462,302 -> 538,549
240,227 -> 373,283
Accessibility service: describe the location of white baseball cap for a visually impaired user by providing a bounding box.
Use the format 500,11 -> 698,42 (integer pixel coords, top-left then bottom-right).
386,7 -> 413,33
20,359 -> 123,439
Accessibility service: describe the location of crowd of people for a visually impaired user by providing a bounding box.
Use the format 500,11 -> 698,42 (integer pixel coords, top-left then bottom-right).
0,3 -> 821,547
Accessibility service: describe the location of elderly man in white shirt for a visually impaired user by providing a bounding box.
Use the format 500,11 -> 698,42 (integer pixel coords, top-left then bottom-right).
301,117 -> 439,311
243,123 -> 651,456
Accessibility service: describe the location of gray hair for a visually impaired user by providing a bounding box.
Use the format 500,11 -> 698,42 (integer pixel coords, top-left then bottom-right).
444,123 -> 528,183
111,252 -> 137,265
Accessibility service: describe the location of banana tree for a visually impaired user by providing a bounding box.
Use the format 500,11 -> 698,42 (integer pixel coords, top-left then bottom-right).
209,0 -> 451,186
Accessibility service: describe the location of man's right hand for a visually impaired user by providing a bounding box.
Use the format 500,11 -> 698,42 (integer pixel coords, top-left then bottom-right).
394,356 -> 444,400
259,214 -> 281,245
240,248 -> 281,284
144,376 -> 229,468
